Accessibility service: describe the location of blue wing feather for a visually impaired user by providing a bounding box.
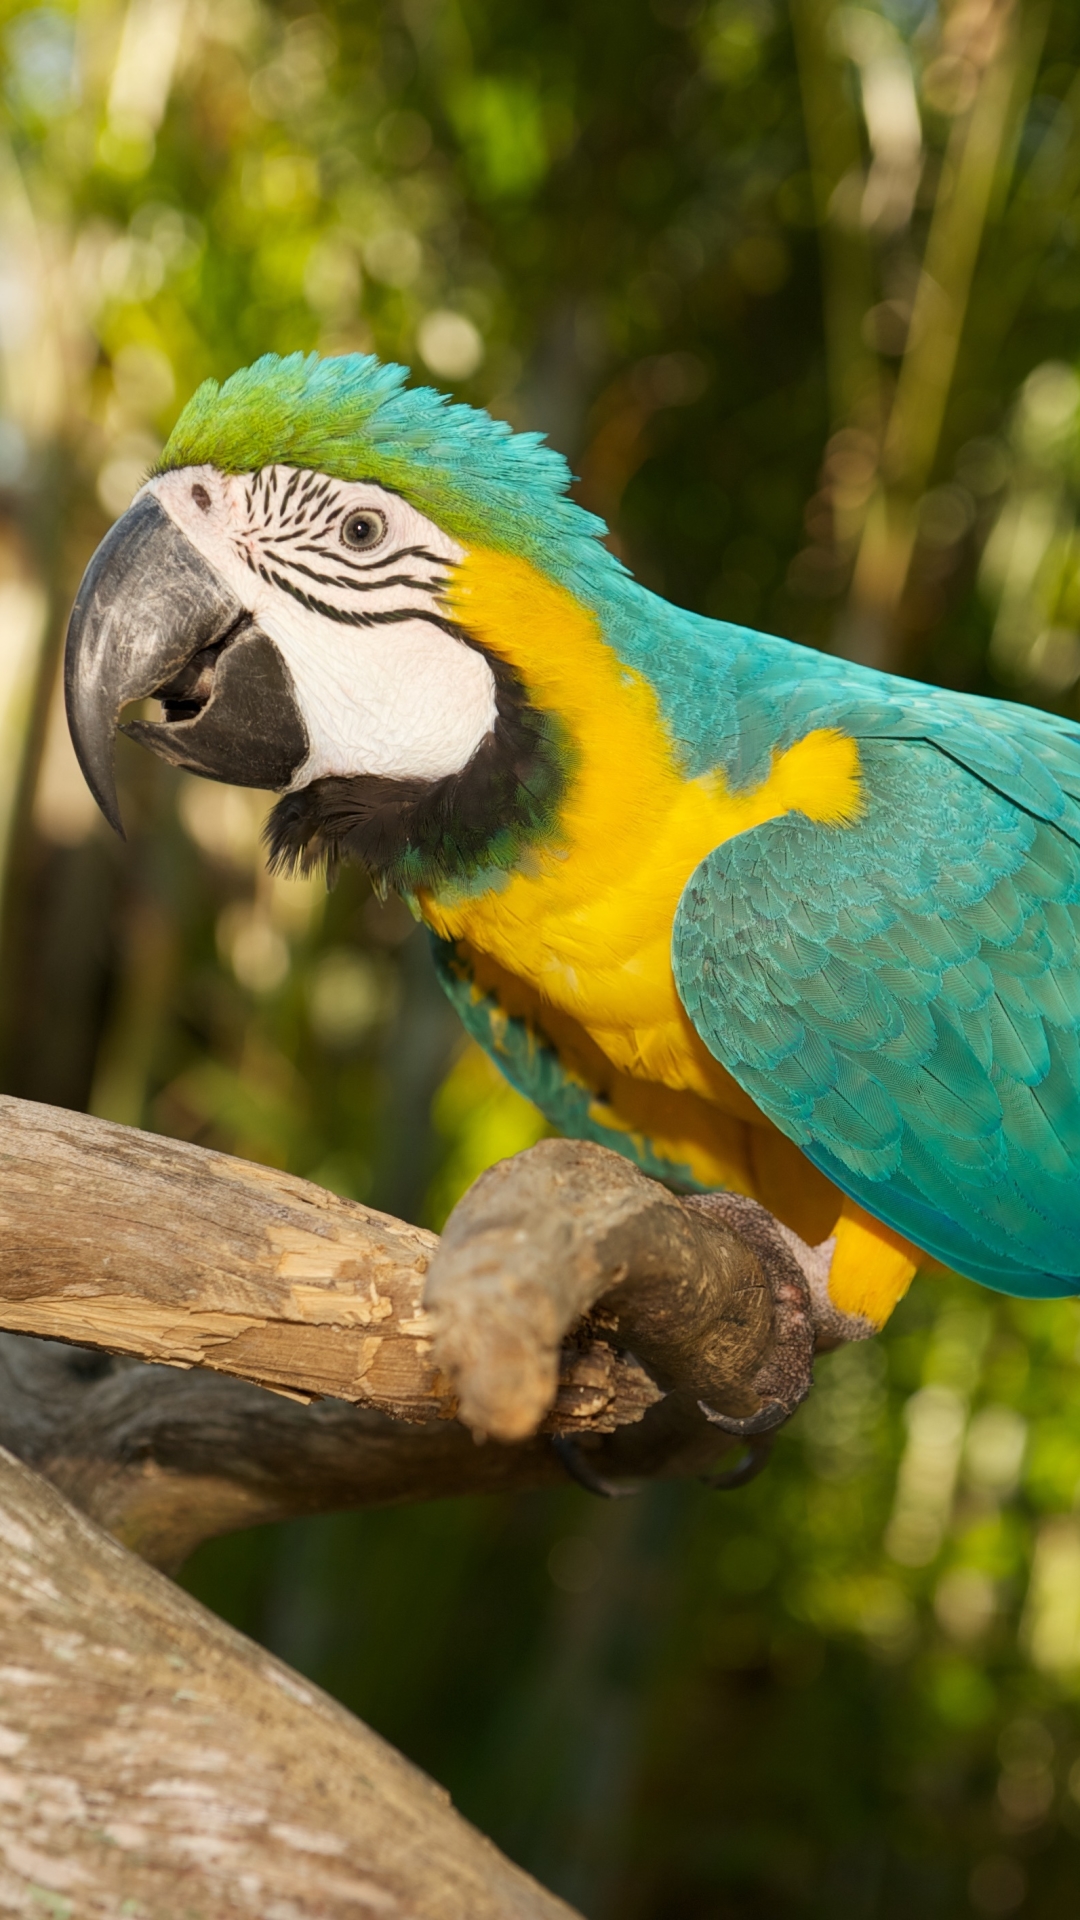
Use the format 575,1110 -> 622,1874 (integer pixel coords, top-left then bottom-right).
673,738 -> 1080,1298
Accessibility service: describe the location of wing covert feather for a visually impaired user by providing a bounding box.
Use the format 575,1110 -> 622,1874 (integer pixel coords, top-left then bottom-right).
673,741 -> 1080,1296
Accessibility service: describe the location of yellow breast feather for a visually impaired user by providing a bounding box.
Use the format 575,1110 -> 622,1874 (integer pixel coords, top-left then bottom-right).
421,545 -> 862,1100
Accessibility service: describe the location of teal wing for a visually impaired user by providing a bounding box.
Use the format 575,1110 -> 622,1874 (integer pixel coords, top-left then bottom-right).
672,738 -> 1080,1297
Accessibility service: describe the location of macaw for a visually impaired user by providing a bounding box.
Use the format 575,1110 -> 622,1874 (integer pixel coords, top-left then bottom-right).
64,351 -> 1080,1356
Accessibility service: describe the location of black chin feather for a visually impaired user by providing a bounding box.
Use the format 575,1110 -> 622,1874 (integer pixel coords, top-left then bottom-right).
264,649 -> 568,893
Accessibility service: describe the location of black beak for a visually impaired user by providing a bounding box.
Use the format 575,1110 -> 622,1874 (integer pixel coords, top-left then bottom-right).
64,492 -> 309,835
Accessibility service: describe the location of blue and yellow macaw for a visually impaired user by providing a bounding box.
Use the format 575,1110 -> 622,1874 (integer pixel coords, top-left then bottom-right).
64,352 -> 1080,1340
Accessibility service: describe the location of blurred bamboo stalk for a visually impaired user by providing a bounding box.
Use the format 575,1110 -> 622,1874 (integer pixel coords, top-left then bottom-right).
968,53 -> 1080,368
0,137 -> 71,901
845,0 -> 1044,664
0,27 -> 117,1103
89,886 -> 180,1124
793,0 -> 1053,669
789,0 -> 881,432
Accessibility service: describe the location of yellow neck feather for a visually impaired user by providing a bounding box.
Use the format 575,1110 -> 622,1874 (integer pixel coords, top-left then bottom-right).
421,547 -> 861,1083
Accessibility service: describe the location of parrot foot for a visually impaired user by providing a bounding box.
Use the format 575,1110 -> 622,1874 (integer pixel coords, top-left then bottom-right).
550,1434 -> 641,1499
425,1139 -> 859,1455
424,1138 -> 810,1446
681,1191 -> 817,1435
697,1396 -> 790,1437
701,1435 -> 776,1490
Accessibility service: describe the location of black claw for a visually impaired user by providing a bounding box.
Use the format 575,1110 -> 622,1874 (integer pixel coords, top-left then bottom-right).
697,1396 -> 790,1437
702,1436 -> 775,1491
551,1434 -> 640,1499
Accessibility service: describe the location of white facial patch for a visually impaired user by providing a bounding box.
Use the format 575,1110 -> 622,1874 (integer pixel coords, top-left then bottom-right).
142,464 -> 498,787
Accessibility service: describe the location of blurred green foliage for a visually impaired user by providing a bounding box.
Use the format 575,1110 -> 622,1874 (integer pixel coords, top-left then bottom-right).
5,0 -> 1080,1912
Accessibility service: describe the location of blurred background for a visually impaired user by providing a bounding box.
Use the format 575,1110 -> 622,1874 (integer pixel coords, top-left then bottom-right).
4,0 -> 1080,1912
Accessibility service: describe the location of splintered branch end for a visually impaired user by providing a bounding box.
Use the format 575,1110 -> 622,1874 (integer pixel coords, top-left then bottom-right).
423,1139 -> 815,1445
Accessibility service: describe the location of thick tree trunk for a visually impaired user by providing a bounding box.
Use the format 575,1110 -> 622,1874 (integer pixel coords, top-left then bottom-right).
0,1441 -> 582,1918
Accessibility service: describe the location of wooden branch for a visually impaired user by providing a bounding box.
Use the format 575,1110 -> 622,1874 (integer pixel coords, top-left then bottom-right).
0,1440 -> 582,1919
424,1142 -> 796,1440
0,1333 -> 737,1572
0,1093 -> 451,1416
0,1099 -> 825,1563
0,1098 -> 669,1427
0,1098 -> 811,1433
0,1107 -> 825,1909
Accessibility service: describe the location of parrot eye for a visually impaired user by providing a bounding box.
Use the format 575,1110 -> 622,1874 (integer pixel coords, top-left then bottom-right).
341,508 -> 388,552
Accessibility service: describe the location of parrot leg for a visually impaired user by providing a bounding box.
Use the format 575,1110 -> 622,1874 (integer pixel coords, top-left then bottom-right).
791,1226 -> 880,1350
823,1204 -> 919,1333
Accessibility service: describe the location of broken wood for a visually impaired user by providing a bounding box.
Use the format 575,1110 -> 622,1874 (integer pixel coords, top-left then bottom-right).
0,1097 -> 827,1567
0,1097 -> 813,1444
0,1092 -> 449,1415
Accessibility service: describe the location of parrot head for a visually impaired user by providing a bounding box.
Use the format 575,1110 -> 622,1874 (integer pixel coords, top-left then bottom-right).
64,351 -> 625,889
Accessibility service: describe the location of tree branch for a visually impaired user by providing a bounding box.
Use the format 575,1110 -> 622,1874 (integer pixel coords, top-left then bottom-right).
0,1098 -> 670,1425
0,1335 -> 737,1572
0,1098 -> 828,1566
0,1093 -> 449,1416
0,1440 -> 583,1918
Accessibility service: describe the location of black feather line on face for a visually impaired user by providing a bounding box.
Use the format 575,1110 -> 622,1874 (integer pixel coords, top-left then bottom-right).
263,644 -> 569,895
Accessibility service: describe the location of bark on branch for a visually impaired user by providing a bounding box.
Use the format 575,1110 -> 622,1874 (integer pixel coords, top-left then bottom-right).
0,1096 -> 678,1426
0,1333 -> 740,1573
0,1441 -> 582,1919
0,1096 -> 821,1567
